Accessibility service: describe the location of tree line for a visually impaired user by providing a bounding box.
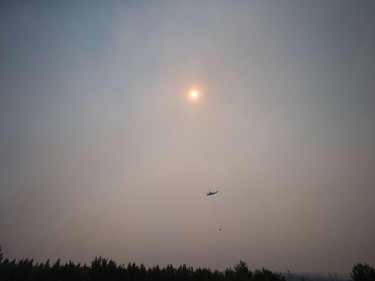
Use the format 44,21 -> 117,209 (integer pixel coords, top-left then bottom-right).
0,247 -> 374,281
0,250 -> 284,281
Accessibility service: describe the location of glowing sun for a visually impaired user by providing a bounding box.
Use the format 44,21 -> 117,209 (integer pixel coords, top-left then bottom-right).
189,89 -> 200,101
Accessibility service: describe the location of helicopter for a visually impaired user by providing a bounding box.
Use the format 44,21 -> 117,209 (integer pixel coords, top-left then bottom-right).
206,190 -> 218,196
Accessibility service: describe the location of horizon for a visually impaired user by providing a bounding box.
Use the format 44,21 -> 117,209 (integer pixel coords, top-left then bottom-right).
1,1 -> 374,273
0,248 -> 355,277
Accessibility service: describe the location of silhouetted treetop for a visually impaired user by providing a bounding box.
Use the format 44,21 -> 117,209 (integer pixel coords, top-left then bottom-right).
351,263 -> 375,281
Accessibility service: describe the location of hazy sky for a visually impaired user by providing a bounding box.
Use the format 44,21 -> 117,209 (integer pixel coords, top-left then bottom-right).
1,0 -> 375,273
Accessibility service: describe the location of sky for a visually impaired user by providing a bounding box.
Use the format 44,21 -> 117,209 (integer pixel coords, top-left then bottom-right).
1,0 -> 375,273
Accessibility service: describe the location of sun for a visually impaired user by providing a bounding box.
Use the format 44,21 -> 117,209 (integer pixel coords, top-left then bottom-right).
189,89 -> 200,101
